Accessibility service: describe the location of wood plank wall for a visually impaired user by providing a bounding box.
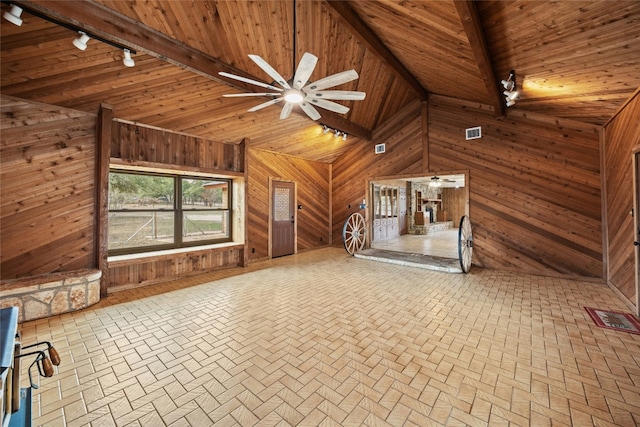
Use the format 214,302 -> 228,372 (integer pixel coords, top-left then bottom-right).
332,97 -> 603,278
1,95 -> 97,278
108,120 -> 246,288
603,91 -> 640,303
247,149 -> 331,261
429,97 -> 603,277
111,119 -> 244,172
332,102 -> 424,241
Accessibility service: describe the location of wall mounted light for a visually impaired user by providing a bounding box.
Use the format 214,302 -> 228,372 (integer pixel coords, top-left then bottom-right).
72,31 -> 90,51
501,70 -> 519,107
3,4 -> 23,26
122,49 -> 135,67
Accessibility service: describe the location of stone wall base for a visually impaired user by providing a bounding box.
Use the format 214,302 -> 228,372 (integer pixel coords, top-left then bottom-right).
0,269 -> 102,323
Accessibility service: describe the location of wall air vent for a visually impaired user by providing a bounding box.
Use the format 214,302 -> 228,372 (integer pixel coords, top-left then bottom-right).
374,143 -> 386,154
465,126 -> 482,140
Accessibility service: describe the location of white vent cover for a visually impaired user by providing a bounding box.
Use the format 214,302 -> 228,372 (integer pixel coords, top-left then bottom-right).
466,126 -> 482,140
374,143 -> 386,154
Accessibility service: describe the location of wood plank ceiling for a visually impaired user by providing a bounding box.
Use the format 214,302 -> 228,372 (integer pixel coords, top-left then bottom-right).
1,1 -> 639,163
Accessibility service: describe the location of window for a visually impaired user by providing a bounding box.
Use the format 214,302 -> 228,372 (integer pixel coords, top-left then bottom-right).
108,170 -> 231,255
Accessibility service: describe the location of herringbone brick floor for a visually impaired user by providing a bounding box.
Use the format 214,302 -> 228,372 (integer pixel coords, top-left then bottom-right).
18,248 -> 640,426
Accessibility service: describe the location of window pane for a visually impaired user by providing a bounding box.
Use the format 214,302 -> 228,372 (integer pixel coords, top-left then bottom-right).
109,212 -> 175,250
109,172 -> 174,210
183,211 -> 229,242
183,178 -> 228,210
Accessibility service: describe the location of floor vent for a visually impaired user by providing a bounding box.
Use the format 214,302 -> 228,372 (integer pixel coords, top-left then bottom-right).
466,126 -> 482,140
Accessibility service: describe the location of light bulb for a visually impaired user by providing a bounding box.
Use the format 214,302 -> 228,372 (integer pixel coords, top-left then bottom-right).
284,89 -> 303,104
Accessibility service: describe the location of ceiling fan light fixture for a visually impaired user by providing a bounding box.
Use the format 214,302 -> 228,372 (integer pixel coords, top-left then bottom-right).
3,4 -> 23,26
284,89 -> 303,104
429,177 -> 442,188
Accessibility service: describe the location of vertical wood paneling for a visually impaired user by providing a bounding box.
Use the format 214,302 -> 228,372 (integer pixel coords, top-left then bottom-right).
247,149 -> 331,261
603,92 -> 640,302
1,95 -> 97,278
440,187 -> 465,224
428,97 -> 603,277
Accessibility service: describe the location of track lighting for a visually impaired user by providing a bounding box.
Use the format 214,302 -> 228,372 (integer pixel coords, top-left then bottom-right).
6,3 -> 137,67
501,70 -> 519,107
122,49 -> 135,67
319,124 -> 347,141
3,4 -> 23,26
72,31 -> 90,51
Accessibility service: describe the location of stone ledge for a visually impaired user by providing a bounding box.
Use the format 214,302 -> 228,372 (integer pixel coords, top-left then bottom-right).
0,269 -> 101,323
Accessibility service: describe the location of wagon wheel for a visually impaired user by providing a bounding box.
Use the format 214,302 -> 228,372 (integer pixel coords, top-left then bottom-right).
458,215 -> 473,273
343,213 -> 366,255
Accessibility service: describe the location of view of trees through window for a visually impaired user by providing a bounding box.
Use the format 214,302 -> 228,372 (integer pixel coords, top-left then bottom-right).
108,171 -> 231,254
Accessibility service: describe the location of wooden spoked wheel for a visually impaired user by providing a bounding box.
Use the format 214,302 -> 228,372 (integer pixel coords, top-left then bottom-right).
458,215 -> 473,273
343,213 -> 366,255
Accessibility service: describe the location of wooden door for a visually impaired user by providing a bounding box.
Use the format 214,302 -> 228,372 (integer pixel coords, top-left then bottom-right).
272,181 -> 295,258
634,152 -> 640,316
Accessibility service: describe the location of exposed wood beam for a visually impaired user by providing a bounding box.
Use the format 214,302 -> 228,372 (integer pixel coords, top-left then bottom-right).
16,0 -> 371,140
453,1 -> 505,118
325,1 -> 429,101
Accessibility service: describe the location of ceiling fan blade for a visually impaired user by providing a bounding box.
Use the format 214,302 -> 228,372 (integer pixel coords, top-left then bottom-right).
292,52 -> 318,90
303,69 -> 359,91
248,54 -> 291,89
280,102 -> 294,119
308,90 -> 366,101
219,72 -> 283,92
223,93 -> 280,97
306,97 -> 350,114
299,101 -> 322,120
248,97 -> 283,112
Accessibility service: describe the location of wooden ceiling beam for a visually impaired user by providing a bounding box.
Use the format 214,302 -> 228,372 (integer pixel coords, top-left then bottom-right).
453,1 -> 505,118
14,0 -> 371,140
325,1 -> 429,101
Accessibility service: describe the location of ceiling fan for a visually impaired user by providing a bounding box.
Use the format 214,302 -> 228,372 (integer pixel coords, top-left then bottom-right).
218,1 -> 365,120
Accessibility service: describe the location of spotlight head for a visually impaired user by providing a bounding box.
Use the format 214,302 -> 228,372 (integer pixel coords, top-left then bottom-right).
3,4 -> 23,26
334,129 -> 340,138
342,133 -> 347,141
503,90 -> 518,101
501,79 -> 514,90
506,98 -> 516,107
123,49 -> 135,67
322,125 -> 329,134
73,32 -> 90,51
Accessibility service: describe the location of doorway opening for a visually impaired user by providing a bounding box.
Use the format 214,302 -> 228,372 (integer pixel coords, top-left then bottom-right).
367,173 -> 468,259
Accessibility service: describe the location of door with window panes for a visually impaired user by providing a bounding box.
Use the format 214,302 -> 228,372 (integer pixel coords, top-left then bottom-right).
372,184 -> 402,242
